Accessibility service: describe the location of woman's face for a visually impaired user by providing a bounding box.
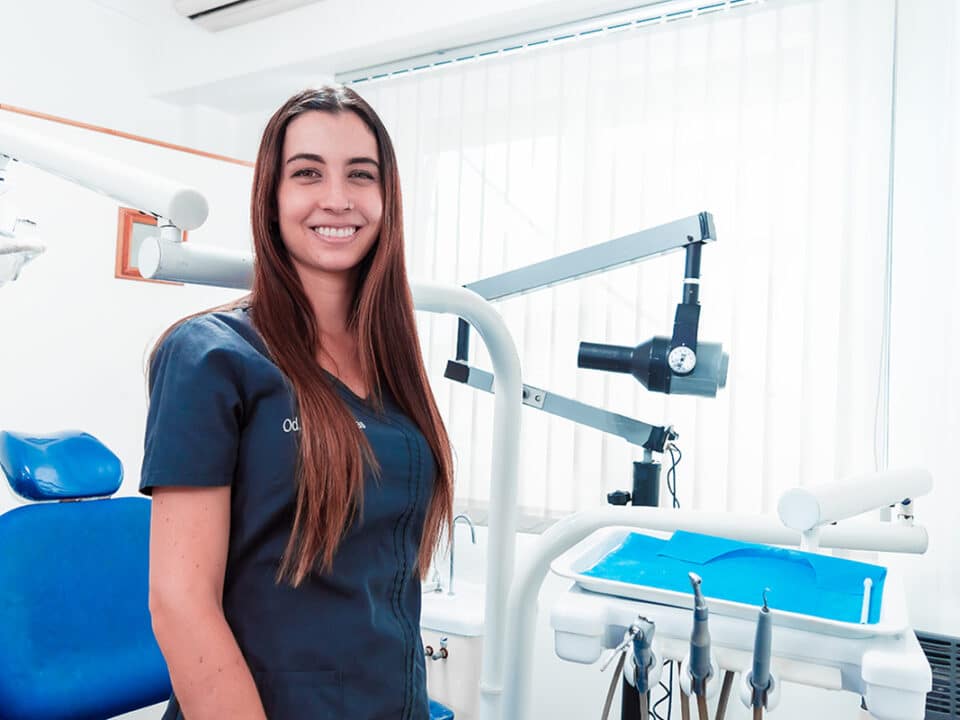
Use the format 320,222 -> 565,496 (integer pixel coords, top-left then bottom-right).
276,110 -> 383,284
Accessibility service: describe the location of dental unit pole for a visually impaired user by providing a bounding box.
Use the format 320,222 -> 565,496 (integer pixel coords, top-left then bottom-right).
416,286 -> 535,720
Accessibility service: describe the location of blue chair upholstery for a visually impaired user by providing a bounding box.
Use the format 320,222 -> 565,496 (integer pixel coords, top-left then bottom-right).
429,698 -> 456,719
0,430 -> 171,719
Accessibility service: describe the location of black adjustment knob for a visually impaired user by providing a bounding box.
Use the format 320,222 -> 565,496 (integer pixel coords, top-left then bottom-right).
607,490 -> 632,506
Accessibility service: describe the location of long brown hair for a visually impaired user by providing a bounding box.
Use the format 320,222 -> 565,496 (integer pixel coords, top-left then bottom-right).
155,86 -> 453,586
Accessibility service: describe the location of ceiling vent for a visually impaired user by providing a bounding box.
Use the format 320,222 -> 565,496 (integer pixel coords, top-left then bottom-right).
174,0 -> 320,31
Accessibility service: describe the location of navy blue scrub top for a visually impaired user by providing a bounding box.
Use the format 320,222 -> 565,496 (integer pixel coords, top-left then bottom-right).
140,307 -> 434,720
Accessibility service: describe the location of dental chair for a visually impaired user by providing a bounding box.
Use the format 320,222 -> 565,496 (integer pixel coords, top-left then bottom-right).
0,430 -> 170,720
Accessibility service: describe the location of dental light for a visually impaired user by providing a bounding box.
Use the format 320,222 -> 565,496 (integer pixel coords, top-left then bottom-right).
443,213 -> 728,523
455,213 -> 728,401
0,118 -> 252,287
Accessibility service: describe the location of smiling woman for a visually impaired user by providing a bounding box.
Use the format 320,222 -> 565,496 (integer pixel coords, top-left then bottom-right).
140,86 -> 454,720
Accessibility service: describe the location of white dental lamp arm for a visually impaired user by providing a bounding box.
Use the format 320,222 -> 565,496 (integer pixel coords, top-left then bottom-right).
777,467 -> 933,550
0,120 -> 208,231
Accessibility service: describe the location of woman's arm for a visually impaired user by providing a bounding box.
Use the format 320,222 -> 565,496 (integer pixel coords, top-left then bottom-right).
148,486 -> 267,720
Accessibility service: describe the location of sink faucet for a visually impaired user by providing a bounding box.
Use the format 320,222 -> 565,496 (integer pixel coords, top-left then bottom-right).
448,513 -> 476,596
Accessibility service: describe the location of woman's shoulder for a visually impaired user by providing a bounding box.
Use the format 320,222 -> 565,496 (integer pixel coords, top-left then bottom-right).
160,307 -> 259,353
152,306 -> 270,378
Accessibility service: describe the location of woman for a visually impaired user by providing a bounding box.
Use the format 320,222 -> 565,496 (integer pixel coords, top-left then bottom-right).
141,86 -> 454,720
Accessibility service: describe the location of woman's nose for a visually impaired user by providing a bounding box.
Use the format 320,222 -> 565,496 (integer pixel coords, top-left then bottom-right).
319,179 -> 352,212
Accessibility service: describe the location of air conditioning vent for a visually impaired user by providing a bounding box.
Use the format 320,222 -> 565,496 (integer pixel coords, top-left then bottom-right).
917,630 -> 959,719
173,0 -> 320,31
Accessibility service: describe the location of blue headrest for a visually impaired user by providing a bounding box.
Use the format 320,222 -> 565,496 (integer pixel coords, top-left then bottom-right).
0,497 -> 171,718
0,430 -> 122,500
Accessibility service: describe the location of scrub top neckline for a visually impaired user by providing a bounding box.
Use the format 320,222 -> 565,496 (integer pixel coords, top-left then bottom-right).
237,305 -> 373,404
322,368 -> 370,403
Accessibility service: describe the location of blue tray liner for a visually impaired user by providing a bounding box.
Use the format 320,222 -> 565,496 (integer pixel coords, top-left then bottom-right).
581,531 -> 886,624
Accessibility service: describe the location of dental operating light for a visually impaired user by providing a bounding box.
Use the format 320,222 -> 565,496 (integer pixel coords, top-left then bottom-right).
450,213 -> 728,408
0,119 -> 255,288
445,213 -> 727,465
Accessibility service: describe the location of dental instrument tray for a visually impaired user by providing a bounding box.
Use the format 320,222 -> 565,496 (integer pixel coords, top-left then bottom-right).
551,527 -> 904,638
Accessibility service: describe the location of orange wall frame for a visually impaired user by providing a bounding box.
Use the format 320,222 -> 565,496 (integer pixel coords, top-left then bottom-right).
114,208 -> 187,284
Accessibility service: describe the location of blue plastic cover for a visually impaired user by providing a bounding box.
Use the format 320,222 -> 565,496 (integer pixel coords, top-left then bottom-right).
0,430 -> 123,500
583,531 -> 887,624
0,497 -> 171,719
429,698 -> 456,719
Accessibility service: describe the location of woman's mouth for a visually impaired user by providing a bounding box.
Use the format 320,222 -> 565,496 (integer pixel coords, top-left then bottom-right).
311,225 -> 358,242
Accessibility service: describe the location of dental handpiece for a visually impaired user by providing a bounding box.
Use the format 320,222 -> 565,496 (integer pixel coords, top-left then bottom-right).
750,591 -> 773,706
688,572 -> 713,696
631,618 -> 657,694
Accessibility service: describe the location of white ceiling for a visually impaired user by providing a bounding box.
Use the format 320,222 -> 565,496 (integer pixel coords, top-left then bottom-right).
81,0 -> 651,115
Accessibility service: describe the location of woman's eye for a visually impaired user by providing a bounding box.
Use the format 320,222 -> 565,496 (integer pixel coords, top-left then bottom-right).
350,170 -> 376,180
293,168 -> 321,178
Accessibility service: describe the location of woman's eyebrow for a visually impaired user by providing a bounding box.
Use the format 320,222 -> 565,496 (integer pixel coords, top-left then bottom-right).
285,153 -> 379,167
286,152 -> 325,165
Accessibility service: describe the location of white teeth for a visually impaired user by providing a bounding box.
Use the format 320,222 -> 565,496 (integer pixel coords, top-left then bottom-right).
312,226 -> 357,239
